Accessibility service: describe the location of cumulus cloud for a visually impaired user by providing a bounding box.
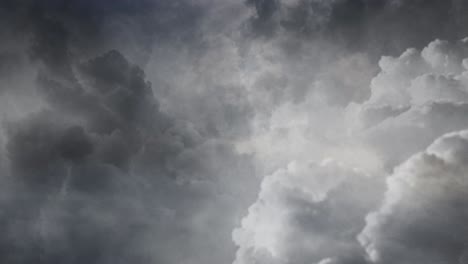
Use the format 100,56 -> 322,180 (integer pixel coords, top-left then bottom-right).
359,130 -> 468,264
234,36 -> 468,264
233,160 -> 382,264
349,38 -> 468,167
3,1 -> 468,264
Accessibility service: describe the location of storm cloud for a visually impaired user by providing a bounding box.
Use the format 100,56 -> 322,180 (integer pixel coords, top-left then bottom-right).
2,1 -> 468,264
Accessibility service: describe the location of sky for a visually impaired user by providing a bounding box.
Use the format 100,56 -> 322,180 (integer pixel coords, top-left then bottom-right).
1,1 -> 468,264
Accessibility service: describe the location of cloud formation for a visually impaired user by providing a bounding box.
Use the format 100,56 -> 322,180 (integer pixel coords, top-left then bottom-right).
233,160 -> 382,264
359,130 -> 468,264
2,1 -> 468,264
0,2 -> 259,263
233,37 -> 468,264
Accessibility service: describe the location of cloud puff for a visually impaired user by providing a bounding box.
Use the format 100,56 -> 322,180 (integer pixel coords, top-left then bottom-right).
359,130 -> 468,264
234,37 -> 468,264
233,160 -> 383,264
348,38 -> 468,167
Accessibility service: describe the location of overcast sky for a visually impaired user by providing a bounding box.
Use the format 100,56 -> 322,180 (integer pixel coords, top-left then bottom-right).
2,1 -> 468,264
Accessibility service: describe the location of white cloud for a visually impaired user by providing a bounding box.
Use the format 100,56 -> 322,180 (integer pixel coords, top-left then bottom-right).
359,130 -> 468,264
234,37 -> 468,264
233,160 -> 382,264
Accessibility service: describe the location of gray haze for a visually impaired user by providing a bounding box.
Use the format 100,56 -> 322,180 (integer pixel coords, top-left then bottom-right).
1,1 -> 468,264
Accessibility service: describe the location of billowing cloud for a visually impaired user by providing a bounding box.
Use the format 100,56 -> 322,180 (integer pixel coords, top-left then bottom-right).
351,38 -> 468,167
0,2 -> 259,263
234,37 -> 468,264
233,160 -> 383,264
2,1 -> 468,264
246,0 -> 468,54
0,47 -> 259,263
359,130 -> 468,264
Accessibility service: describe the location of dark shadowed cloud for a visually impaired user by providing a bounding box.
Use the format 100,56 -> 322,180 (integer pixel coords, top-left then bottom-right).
246,0 -> 468,55
0,2 -> 259,263
2,1 -> 468,264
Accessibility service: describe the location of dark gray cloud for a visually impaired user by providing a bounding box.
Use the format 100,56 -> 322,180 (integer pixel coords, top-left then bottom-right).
0,2 -> 260,264
2,1 -> 468,264
246,0 -> 468,55
0,50 -> 258,264
237,0 -> 468,108
0,0 -> 211,77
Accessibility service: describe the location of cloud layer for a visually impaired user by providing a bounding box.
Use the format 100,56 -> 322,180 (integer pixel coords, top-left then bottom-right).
233,37 -> 468,264
2,1 -> 468,264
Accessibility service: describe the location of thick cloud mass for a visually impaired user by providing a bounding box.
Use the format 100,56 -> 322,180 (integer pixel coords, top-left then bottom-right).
0,47 -> 258,264
0,2 -> 258,263
233,160 -> 383,264
359,130 -> 468,264
2,1 -> 468,264
233,36 -> 468,264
